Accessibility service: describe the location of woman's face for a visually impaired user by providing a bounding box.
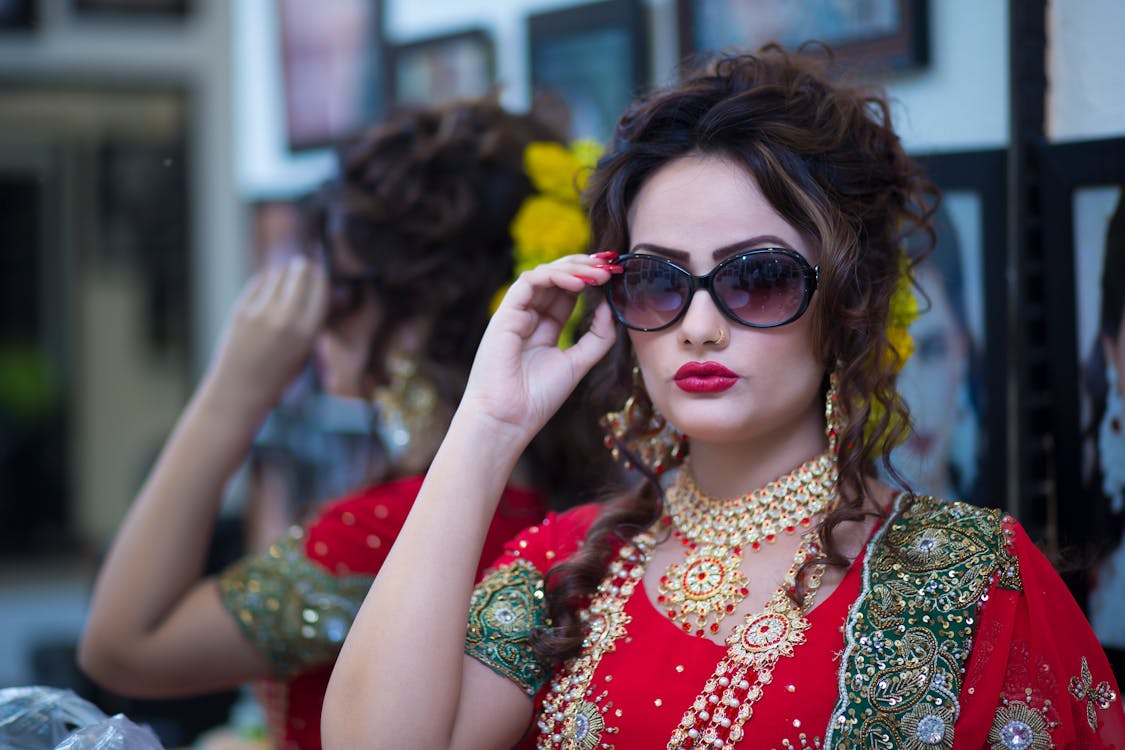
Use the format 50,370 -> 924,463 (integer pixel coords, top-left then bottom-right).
894,266 -> 970,489
1105,304 -> 1125,402
625,153 -> 825,452
313,240 -> 381,399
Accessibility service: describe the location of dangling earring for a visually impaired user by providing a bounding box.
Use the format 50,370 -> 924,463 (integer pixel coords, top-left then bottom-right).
600,364 -> 687,474
825,370 -> 842,456
374,353 -> 444,475
1099,364 -> 1125,513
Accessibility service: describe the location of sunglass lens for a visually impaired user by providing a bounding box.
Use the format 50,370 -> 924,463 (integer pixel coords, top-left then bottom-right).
715,253 -> 807,326
610,257 -> 690,330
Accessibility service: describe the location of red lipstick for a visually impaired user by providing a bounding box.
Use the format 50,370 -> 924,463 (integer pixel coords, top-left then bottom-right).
674,361 -> 738,393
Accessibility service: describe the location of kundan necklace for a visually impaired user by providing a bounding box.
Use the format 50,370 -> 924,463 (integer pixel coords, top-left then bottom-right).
657,450 -> 837,637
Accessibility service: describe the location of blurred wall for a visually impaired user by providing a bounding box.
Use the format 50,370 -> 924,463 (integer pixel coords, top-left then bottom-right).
0,0 -> 242,546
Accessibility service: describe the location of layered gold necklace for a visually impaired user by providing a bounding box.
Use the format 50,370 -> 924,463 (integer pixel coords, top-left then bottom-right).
657,450 -> 837,637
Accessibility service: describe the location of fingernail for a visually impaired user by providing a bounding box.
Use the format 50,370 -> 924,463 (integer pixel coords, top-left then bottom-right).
574,274 -> 598,285
591,251 -> 620,260
594,264 -> 624,274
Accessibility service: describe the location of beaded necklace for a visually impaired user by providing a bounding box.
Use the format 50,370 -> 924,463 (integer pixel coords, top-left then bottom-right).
658,451 -> 837,637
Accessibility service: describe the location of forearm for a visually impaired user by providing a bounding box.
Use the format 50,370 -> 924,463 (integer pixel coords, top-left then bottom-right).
323,409 -> 527,750
79,376 -> 271,678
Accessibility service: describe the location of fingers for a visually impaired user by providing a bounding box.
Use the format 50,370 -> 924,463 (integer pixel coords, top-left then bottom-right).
562,299 -> 616,371
498,254 -> 621,315
278,256 -> 328,333
240,257 -> 324,334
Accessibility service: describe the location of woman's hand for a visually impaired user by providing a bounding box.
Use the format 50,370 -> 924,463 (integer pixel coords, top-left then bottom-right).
203,256 -> 328,416
461,253 -> 619,444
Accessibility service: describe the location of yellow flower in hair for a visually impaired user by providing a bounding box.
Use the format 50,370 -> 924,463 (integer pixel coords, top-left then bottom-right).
494,139 -> 604,347
509,195 -> 590,271
866,251 -> 920,449
885,253 -> 920,371
523,139 -> 600,200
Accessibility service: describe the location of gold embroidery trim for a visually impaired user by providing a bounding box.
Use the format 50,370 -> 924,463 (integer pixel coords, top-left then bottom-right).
535,536 -> 653,749
218,527 -> 375,677
825,495 -> 1015,749
465,559 -> 551,696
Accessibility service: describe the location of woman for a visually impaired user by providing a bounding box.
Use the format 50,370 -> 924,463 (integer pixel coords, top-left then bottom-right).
77,98 -> 613,750
893,204 -> 982,501
1087,190 -> 1125,651
323,48 -> 1124,749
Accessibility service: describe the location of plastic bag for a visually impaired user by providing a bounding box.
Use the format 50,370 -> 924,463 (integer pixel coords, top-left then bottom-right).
53,715 -> 163,750
0,686 -> 164,750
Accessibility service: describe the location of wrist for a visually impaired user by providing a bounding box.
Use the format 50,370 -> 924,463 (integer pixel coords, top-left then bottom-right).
195,369 -> 277,426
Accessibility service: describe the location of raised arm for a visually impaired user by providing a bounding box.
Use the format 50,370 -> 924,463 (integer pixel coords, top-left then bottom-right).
322,257 -> 617,750
78,257 -> 327,697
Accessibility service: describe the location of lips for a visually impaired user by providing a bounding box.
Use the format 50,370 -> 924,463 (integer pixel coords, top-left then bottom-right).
674,361 -> 738,393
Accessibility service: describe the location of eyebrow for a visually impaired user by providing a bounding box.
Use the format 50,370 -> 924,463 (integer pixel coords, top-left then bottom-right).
631,235 -> 797,263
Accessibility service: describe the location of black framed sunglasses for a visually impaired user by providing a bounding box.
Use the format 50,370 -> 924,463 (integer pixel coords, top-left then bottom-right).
605,248 -> 819,331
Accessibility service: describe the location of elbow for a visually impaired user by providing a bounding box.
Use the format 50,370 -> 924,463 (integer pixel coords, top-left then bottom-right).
76,631 -> 155,698
76,635 -> 125,693
322,673 -> 423,750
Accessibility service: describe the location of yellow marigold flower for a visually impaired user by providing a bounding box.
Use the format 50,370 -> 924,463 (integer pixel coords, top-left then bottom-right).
524,142 -> 584,202
883,253 -> 920,373
865,250 -> 919,448
510,195 -> 590,270
505,140 -> 604,348
569,138 -> 602,192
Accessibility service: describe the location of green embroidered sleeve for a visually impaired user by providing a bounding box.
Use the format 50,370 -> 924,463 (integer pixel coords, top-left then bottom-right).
464,559 -> 551,696
826,495 -> 1022,750
218,527 -> 375,677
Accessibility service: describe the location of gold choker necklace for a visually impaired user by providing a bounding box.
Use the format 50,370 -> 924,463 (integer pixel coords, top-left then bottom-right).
657,451 -> 837,637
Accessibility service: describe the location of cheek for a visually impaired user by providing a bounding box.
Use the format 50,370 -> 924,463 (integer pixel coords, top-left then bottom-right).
316,333 -> 372,398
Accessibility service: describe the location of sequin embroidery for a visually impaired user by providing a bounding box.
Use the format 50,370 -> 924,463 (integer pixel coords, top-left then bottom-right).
824,496 -> 1020,749
1067,655 -> 1119,732
465,559 -> 551,695
988,699 -> 1051,750
218,527 -> 375,677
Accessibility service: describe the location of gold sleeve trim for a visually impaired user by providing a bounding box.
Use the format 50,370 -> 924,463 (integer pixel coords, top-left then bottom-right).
218,528 -> 374,677
465,559 -> 550,696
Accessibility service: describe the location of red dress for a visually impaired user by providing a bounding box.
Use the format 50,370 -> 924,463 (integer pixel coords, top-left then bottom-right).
466,495 -> 1125,749
219,475 -> 546,750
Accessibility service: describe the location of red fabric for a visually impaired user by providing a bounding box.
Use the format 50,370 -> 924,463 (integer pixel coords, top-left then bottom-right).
269,475 -> 546,750
493,505 -> 1125,749
957,521 -> 1125,749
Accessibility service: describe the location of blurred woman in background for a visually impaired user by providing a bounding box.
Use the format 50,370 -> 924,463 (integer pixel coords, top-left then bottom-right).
78,97 -> 614,750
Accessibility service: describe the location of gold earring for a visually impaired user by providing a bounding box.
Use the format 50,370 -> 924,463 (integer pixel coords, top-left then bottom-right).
374,354 -> 445,475
600,365 -> 688,474
825,370 -> 842,455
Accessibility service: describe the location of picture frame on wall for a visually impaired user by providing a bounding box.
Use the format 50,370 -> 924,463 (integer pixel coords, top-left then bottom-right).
891,149 -> 1008,513
72,0 -> 190,16
528,0 -> 648,143
1041,136 -> 1125,672
676,0 -> 928,73
277,0 -> 385,151
0,0 -> 38,29
388,29 -> 494,110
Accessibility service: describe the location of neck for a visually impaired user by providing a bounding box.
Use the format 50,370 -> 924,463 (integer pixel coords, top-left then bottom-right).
685,410 -> 828,500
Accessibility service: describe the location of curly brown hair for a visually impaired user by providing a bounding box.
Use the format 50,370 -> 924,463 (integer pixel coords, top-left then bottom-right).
302,98 -> 617,505
532,46 -> 939,662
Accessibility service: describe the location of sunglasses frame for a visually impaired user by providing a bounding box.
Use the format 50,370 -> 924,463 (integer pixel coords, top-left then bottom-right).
606,248 -> 819,332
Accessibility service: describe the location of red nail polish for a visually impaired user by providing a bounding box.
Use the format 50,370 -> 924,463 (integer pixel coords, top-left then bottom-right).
591,251 -> 620,260
594,264 -> 624,274
574,274 -> 598,284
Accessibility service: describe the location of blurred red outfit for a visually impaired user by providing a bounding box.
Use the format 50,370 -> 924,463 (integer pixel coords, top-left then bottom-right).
219,475 -> 545,750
